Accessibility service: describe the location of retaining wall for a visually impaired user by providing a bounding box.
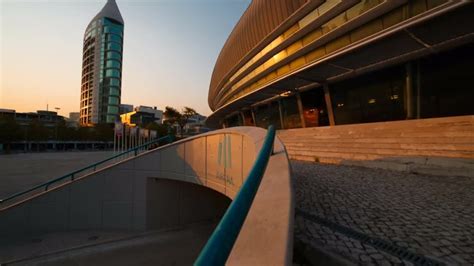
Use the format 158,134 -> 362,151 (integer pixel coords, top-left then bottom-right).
0,127 -> 294,265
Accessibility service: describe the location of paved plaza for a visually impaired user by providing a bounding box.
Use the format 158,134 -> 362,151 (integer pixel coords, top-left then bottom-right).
292,161 -> 474,265
0,222 -> 215,265
0,151 -> 113,199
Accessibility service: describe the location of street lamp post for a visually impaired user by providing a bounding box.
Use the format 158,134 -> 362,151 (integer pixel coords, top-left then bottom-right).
54,107 -> 60,150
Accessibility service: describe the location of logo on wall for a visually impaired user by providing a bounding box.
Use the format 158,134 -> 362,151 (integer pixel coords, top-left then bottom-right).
217,135 -> 234,185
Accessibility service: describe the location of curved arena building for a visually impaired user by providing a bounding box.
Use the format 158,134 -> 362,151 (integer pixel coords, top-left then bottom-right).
207,0 -> 473,129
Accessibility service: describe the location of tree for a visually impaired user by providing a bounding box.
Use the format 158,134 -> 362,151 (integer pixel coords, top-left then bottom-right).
182,107 -> 198,127
93,123 -> 113,142
145,122 -> 170,138
27,119 -> 49,141
163,106 -> 198,136
0,116 -> 21,153
163,106 -> 181,126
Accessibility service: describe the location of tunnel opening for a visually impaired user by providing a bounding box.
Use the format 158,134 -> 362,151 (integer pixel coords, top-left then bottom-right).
146,178 -> 231,230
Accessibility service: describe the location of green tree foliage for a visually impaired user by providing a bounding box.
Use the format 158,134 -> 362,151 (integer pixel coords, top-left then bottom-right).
27,119 -> 50,141
163,106 -> 198,136
93,123 -> 114,142
145,122 -> 170,137
163,106 -> 181,126
0,118 -> 113,143
0,116 -> 22,153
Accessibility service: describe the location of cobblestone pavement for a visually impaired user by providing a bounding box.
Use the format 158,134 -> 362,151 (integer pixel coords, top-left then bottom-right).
292,161 -> 474,265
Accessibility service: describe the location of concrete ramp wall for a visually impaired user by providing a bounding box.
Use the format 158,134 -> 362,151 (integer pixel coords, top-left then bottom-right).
0,127 -> 294,265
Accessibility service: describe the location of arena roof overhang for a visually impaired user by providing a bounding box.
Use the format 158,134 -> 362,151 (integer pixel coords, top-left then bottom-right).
206,2 -> 474,128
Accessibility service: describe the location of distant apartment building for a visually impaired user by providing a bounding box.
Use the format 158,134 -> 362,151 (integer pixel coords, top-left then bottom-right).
67,112 -> 80,128
119,103 -> 133,114
80,0 -> 124,126
134,106 -> 163,124
0,109 -> 65,128
120,106 -> 163,126
69,112 -> 80,122
120,111 -> 155,127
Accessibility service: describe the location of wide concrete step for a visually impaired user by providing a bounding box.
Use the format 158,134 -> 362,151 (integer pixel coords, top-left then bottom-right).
289,155 -> 474,178
279,116 -> 473,134
284,142 -> 474,152
286,146 -> 473,158
279,130 -> 473,139
279,137 -> 473,144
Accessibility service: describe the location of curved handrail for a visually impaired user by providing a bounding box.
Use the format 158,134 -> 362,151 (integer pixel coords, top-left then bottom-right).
194,125 -> 276,266
0,135 -> 173,205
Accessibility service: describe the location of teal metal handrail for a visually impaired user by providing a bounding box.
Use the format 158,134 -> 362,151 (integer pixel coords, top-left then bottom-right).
0,135 -> 173,205
194,125 -> 276,265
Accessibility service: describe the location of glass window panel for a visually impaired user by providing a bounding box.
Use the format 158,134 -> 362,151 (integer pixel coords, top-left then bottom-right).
107,42 -> 122,51
347,0 -> 382,19
254,102 -> 281,129
109,87 -> 120,96
109,78 -> 120,86
106,69 -> 120,78
106,115 -> 116,123
108,96 -> 119,105
104,18 -> 124,29
281,96 -> 302,129
225,114 -> 242,127
107,106 -> 119,114
419,44 -> 474,118
351,19 -> 383,42
322,12 -> 347,33
104,26 -> 123,36
107,51 -> 121,60
301,89 -> 329,127
108,34 -> 122,43
106,60 -> 121,69
242,110 -> 255,126
331,65 -> 405,125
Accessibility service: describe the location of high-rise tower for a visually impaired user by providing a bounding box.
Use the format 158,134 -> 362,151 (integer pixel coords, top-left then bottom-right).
80,0 -> 124,126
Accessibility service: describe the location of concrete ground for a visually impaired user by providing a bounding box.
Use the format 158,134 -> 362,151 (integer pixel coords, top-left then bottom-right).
0,151 -> 113,198
292,161 -> 474,265
0,222 -> 215,265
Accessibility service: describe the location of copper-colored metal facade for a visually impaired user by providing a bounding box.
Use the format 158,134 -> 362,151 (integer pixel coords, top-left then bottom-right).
209,0 -> 309,110
207,0 -> 474,128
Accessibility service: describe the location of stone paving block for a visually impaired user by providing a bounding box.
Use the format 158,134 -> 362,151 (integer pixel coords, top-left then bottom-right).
292,161 -> 474,265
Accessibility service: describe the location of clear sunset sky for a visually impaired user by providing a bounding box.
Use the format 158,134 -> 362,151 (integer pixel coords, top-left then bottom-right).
0,0 -> 250,117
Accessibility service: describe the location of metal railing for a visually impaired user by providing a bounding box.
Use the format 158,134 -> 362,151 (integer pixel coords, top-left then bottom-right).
194,125 -> 276,265
0,135 -> 173,205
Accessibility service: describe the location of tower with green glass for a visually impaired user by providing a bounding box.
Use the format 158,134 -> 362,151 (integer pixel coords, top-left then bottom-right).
80,0 -> 124,126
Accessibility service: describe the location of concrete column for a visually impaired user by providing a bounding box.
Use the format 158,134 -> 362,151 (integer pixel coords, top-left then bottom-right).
296,92 -> 306,128
323,84 -> 336,126
251,109 -> 257,127
406,63 -> 414,119
278,99 -> 285,129
240,111 -> 246,126
416,61 -> 421,119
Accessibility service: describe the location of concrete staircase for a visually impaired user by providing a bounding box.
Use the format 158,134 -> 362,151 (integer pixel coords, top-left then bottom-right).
278,115 -> 474,177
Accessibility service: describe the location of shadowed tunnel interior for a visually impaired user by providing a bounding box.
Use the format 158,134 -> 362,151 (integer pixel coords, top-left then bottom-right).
146,178 -> 231,230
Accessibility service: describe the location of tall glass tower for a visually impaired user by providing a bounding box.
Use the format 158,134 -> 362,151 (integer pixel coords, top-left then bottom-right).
80,0 -> 124,126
